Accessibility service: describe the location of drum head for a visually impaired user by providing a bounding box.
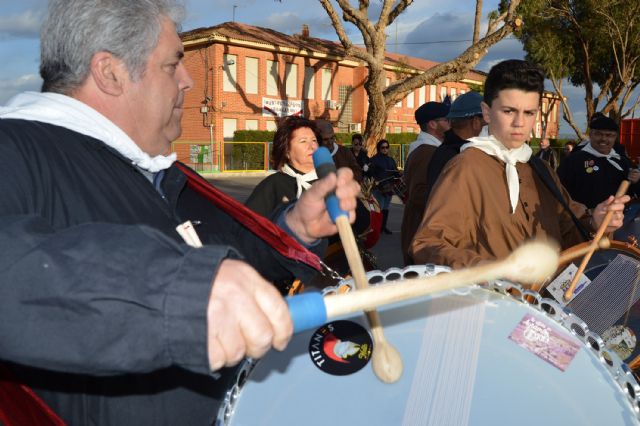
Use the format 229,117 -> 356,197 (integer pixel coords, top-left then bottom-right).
220,267 -> 640,426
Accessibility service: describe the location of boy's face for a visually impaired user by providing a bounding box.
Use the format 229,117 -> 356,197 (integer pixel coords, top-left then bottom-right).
481,89 -> 540,149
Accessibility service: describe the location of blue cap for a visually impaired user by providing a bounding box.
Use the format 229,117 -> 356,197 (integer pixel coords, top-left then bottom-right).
446,91 -> 483,119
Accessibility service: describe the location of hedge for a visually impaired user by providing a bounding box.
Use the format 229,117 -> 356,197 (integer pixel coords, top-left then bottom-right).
234,130 -> 419,145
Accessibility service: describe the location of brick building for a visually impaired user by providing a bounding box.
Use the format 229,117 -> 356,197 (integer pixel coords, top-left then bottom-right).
177,22 -> 560,171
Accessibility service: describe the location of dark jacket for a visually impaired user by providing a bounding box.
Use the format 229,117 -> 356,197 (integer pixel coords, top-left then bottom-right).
424,129 -> 468,203
0,118 -> 317,424
557,147 -> 639,208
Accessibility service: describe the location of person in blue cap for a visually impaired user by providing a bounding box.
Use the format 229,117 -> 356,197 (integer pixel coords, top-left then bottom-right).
400,101 -> 450,264
423,91 -> 485,206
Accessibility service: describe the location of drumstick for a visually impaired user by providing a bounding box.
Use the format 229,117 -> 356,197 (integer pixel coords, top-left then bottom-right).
288,240 -> 559,329
313,147 -> 403,383
564,181 -> 630,301
557,237 -> 611,265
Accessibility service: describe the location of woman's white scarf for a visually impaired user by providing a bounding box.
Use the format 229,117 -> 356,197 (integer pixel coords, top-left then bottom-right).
0,91 -> 175,172
281,164 -> 318,198
462,135 -> 532,214
581,142 -> 623,171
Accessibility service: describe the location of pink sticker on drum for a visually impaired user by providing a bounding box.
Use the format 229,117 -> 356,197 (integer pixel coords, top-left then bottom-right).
509,314 -> 581,372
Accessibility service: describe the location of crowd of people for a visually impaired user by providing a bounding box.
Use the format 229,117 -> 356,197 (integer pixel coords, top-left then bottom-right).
0,0 -> 636,424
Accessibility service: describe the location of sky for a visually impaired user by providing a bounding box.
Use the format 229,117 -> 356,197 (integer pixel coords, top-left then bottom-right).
0,0 -> 589,136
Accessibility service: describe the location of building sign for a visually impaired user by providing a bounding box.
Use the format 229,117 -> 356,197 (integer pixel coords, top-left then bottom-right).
262,98 -> 304,117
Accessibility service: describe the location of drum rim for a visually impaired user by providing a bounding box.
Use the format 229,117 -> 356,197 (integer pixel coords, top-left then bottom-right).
217,264 -> 640,425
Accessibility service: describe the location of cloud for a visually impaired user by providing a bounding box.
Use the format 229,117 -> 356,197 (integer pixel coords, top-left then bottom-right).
0,9 -> 44,39
0,74 -> 41,104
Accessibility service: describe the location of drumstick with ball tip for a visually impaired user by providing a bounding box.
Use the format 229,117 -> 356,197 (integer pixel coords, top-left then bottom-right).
288,240 -> 559,331
312,146 -> 403,384
564,180 -> 630,301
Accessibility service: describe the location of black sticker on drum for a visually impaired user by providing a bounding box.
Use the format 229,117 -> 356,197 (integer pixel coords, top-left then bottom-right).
308,320 -> 373,376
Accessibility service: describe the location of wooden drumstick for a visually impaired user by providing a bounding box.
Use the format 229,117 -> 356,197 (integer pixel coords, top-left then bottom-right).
288,240 -> 559,329
564,181 -> 630,301
313,147 -> 403,384
557,237 -> 611,265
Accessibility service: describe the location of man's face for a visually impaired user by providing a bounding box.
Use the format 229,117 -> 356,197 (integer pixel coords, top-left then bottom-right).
540,138 -> 550,149
428,117 -> 450,141
481,89 -> 540,149
120,17 -> 193,156
589,129 -> 618,155
318,123 -> 336,150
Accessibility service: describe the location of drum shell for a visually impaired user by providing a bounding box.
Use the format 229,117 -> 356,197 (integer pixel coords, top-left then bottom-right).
220,273 -> 640,426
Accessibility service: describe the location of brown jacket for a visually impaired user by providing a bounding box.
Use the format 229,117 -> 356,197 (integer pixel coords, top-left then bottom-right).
410,148 -> 590,269
400,144 -> 438,265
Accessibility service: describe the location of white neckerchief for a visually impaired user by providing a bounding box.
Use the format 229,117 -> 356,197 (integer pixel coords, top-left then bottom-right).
581,142 -> 623,171
462,135 -> 532,214
329,143 -> 339,157
0,91 -> 175,172
281,164 -> 318,198
408,131 -> 441,155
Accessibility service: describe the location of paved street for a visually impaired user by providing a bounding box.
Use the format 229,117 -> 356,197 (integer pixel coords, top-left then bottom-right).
207,174 -> 405,271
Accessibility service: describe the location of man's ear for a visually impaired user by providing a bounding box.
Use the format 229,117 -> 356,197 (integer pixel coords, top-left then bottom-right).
480,101 -> 491,124
89,52 -> 127,96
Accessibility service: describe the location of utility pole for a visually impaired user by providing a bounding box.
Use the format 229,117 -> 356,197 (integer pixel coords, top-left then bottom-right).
232,5 -> 237,22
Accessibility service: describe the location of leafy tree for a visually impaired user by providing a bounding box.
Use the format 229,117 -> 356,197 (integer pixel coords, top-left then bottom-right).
278,0 -> 522,151
515,0 -> 640,140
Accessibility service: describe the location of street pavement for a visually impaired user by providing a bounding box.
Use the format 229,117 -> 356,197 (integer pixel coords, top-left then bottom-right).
207,174 -> 405,272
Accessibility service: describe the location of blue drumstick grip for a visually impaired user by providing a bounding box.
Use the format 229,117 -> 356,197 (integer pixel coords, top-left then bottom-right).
286,292 -> 328,333
312,147 -> 347,222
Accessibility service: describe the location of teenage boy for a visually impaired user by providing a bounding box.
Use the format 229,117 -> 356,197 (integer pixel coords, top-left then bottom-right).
410,60 -> 628,269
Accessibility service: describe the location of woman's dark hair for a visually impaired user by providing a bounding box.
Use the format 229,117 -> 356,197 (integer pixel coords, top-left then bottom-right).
483,60 -> 545,107
271,116 -> 320,170
376,139 -> 389,153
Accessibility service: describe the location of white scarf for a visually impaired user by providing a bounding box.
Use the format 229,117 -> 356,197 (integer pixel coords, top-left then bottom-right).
581,142 -> 623,171
408,131 -> 441,155
329,143 -> 339,157
462,135 -> 532,214
281,164 -> 318,198
0,91 -> 175,172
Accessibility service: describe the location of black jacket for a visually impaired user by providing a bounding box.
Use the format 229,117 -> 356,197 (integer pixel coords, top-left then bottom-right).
424,129 -> 468,203
0,119 -> 317,424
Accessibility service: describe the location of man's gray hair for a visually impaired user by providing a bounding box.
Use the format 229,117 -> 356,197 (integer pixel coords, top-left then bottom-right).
40,0 -> 184,94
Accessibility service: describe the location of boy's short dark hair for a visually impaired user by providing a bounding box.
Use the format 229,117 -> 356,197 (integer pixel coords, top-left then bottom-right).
483,60 -> 545,106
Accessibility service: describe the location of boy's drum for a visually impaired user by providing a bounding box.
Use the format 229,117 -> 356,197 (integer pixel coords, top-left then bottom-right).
217,265 -> 640,426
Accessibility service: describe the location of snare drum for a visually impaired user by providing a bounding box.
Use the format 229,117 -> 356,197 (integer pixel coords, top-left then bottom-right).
218,265 -> 640,426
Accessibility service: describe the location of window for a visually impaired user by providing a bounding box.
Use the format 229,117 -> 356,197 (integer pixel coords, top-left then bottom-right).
450,88 -> 457,100
440,86 -> 447,101
245,119 -> 258,131
406,91 -> 415,108
245,57 -> 258,94
429,85 -> 436,101
285,63 -> 297,98
266,121 -> 277,131
418,86 -> 426,105
460,89 -> 466,95
222,54 -> 237,92
385,77 -> 390,87
223,118 -> 237,141
407,127 -> 415,133
321,68 -> 332,101
394,126 -> 402,133
266,60 -> 278,96
304,66 -> 315,99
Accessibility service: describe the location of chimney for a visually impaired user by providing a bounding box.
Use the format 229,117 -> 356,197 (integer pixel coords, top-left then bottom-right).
301,24 -> 310,39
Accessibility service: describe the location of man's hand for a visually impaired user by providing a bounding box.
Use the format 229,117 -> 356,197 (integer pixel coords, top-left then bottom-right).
592,194 -> 630,233
284,167 -> 360,244
207,259 -> 292,371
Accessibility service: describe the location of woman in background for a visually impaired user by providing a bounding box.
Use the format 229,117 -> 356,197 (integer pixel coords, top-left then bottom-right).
369,139 -> 400,234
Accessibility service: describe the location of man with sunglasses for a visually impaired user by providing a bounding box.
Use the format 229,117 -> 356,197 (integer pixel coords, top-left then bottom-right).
400,101 -> 450,265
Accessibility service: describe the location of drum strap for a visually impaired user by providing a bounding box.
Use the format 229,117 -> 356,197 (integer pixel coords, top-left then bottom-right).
529,156 -> 590,241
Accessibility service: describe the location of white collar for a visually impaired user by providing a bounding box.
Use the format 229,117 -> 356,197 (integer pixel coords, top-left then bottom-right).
0,91 -> 175,172
281,164 -> 318,198
582,142 -> 623,171
408,131 -> 441,155
462,135 -> 532,214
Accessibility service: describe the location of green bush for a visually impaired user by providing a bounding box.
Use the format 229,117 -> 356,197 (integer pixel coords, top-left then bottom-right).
234,130 -> 276,142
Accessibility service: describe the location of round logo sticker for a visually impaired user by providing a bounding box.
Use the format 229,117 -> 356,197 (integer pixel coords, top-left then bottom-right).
308,320 -> 373,376
602,325 -> 637,360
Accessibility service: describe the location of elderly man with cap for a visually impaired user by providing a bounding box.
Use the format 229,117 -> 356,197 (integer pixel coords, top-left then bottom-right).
424,91 -> 485,204
400,101 -> 450,265
557,114 -> 640,209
